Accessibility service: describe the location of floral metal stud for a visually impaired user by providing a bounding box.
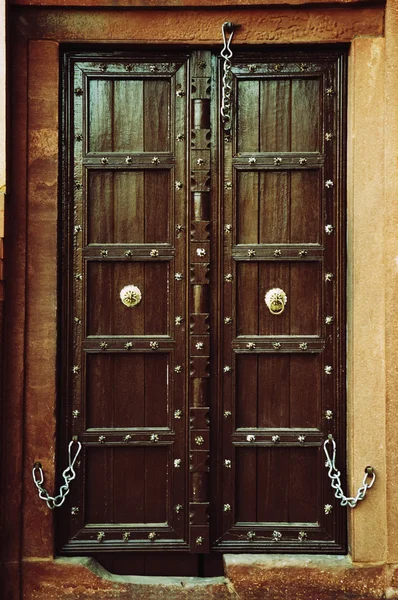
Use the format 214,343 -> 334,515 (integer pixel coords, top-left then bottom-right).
224,410 -> 232,418
196,342 -> 204,350
174,459 -> 182,468
272,435 -> 280,444
324,504 -> 333,514
99,341 -> 108,350
325,133 -> 333,142
247,249 -> 256,257
326,87 -> 335,96
74,317 -> 82,325
223,504 -> 231,512
274,157 -> 282,165
75,133 -> 83,142
125,155 -> 133,164
74,273 -> 83,281
198,60 -> 207,69
247,531 -> 256,540
123,434 -> 132,442
246,342 -> 256,350
325,410 -> 333,420
175,504 -> 183,514
72,365 -> 80,374
223,366 -> 231,373
148,532 -> 157,540
197,248 -> 206,257
196,158 -> 205,166
74,181 -> 82,190
122,532 -> 130,541
298,435 -> 306,443
74,225 -> 82,234
195,436 -> 205,446
100,249 -> 108,257
125,63 -> 133,71
150,434 -> 159,442
298,531 -> 307,541
273,342 -> 281,350
273,63 -> 282,72
120,285 -> 142,308
176,133 -> 185,141
248,64 -> 257,72
174,409 -> 183,419
272,531 -> 282,541
325,272 -> 334,282
72,410 -> 80,418
98,436 -> 106,443
325,315 -> 334,325
151,156 -> 160,165
175,273 -> 183,281
273,249 -> 282,257
97,531 -> 105,541
246,435 -> 256,442
224,273 -> 233,282
224,317 -> 232,324
224,224 -> 232,233
299,250 -> 308,257
174,365 -> 182,373
100,157 -> 108,165
325,224 -> 334,235
175,181 -> 183,190
248,157 -> 256,165
299,157 -> 307,165
125,250 -> 133,258
224,459 -> 232,468
325,180 -> 334,189
150,249 -> 159,257
71,506 -> 79,515
196,536 -> 204,546
300,63 -> 308,71
99,63 -> 108,72
300,342 -> 308,350
175,316 -> 183,325
176,89 -> 185,97
324,365 -> 333,375
224,181 -> 232,190
74,87 -> 83,96
175,224 -> 184,234
149,65 -> 158,72
125,342 -> 133,350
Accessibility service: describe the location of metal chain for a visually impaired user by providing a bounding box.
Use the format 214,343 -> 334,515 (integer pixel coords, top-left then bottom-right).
32,438 -> 82,510
324,435 -> 375,508
220,22 -> 240,132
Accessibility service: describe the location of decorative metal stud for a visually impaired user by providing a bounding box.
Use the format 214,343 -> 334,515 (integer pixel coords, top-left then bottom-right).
75,133 -> 83,142
196,158 -> 205,166
223,366 -> 231,373
224,224 -> 232,233
97,531 -> 105,541
325,180 -> 334,189
298,435 -> 306,443
325,272 -> 334,282
246,435 -> 256,442
324,504 -> 333,514
175,273 -> 183,281
223,503 -> 231,512
300,63 -> 308,72
125,155 -> 133,165
224,273 -> 233,282
176,89 -> 185,98
196,248 -> 206,257
247,249 -> 256,257
325,410 -> 333,420
99,341 -> 108,350
100,249 -> 108,257
123,434 -> 132,442
273,342 -> 281,350
325,315 -> 334,325
74,225 -> 82,234
120,285 -> 142,308
196,342 -> 204,350
125,250 -> 133,258
175,316 -> 183,325
325,133 -> 333,142
74,274 -> 83,281
274,157 -> 282,165
99,63 -> 108,72
273,249 -> 282,257
74,317 -> 82,325
224,317 -> 232,324
224,181 -> 232,190
175,181 -> 183,190
246,342 -> 256,350
72,365 -> 80,374
298,531 -> 307,542
72,410 -> 80,418
175,224 -> 184,234
324,365 -> 333,375
196,536 -> 204,546
272,531 -> 282,542
175,504 -> 183,514
125,342 -> 133,350
98,436 -> 106,443
247,531 -> 256,540
299,157 -> 307,165
100,157 -> 108,165
149,65 -> 158,72
174,459 -> 182,468
326,87 -> 335,96
125,63 -> 133,71
248,64 -> 257,72
300,342 -> 308,351
273,64 -> 282,72
174,365 -> 182,373
325,224 -> 334,235
176,133 -> 185,142
224,410 -> 232,418
74,87 -> 83,96
224,459 -> 232,468
150,249 -> 159,257
150,434 -> 159,443
195,436 -> 205,446
272,435 -> 280,444
148,532 -> 157,540
74,181 -> 82,190
122,532 -> 130,541
248,157 -> 256,165
198,60 -> 207,69
71,506 -> 79,515
299,250 -> 308,257
151,156 -> 160,165
225,134 -> 232,143
174,409 -> 183,419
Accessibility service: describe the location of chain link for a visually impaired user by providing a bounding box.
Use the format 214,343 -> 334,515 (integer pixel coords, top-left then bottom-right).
324,435 -> 375,508
32,438 -> 82,510
220,22 -> 239,132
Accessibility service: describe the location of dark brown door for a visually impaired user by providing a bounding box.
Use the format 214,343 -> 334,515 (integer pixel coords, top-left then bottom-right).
59,47 -> 346,573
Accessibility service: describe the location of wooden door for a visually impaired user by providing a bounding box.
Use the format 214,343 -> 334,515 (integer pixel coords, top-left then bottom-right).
59,47 -> 346,572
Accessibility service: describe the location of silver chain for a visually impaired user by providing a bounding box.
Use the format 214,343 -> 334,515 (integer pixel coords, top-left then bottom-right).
32,438 -> 82,510
324,435 -> 375,508
220,22 -> 239,132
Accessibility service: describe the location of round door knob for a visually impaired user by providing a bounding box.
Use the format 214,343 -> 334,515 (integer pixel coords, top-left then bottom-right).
120,285 -> 142,308
265,288 -> 287,315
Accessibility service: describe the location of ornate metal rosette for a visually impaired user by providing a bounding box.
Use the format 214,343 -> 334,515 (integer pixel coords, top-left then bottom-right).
264,287 -> 288,315
120,285 -> 142,308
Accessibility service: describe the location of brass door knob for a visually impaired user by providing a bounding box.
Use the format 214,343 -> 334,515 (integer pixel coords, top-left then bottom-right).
120,285 -> 142,308
265,288 -> 287,315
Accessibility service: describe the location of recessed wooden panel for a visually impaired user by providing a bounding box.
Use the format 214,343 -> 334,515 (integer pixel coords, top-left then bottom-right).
236,80 -> 260,154
235,354 -> 321,429
236,171 -> 321,245
86,261 -> 169,336
291,78 -> 320,152
88,77 -> 171,153
235,447 -> 318,524
87,170 -> 171,244
85,447 -> 168,524
86,353 -> 169,428
236,262 -> 321,336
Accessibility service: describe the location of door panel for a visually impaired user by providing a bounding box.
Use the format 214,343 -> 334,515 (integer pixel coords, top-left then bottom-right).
59,48 -> 346,566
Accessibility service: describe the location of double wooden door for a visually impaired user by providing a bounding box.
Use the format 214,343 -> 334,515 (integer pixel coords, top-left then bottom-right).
59,47 -> 347,574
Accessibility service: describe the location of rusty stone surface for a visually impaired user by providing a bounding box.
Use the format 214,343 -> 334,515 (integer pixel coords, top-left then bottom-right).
13,6 -> 384,44
224,555 -> 389,600
22,558 -> 234,600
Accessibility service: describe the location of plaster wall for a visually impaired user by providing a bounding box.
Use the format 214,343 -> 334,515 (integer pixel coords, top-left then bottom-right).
2,1 -> 398,598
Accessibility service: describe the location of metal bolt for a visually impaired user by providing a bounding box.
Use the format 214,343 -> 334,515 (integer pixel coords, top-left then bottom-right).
74,317 -> 82,325
298,435 -> 306,443
122,532 -> 130,541
196,536 -> 204,545
248,64 -> 257,73
224,274 -> 233,282
175,224 -> 184,234
196,158 -> 205,166
74,87 -> 83,96
224,181 -> 232,190
325,180 -> 334,189
176,133 -> 185,141
150,65 -> 158,72
325,410 -> 333,420
325,133 -> 333,141
299,157 -> 307,165
274,157 -> 282,165
224,410 -> 232,418
224,224 -> 232,233
71,506 -> 79,515
72,365 -> 80,374
100,249 -> 108,257
195,436 -> 205,446
196,342 -> 204,350
150,341 -> 159,350
299,250 -> 308,257
176,89 -> 185,98
74,273 -> 83,281
196,248 -> 206,257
